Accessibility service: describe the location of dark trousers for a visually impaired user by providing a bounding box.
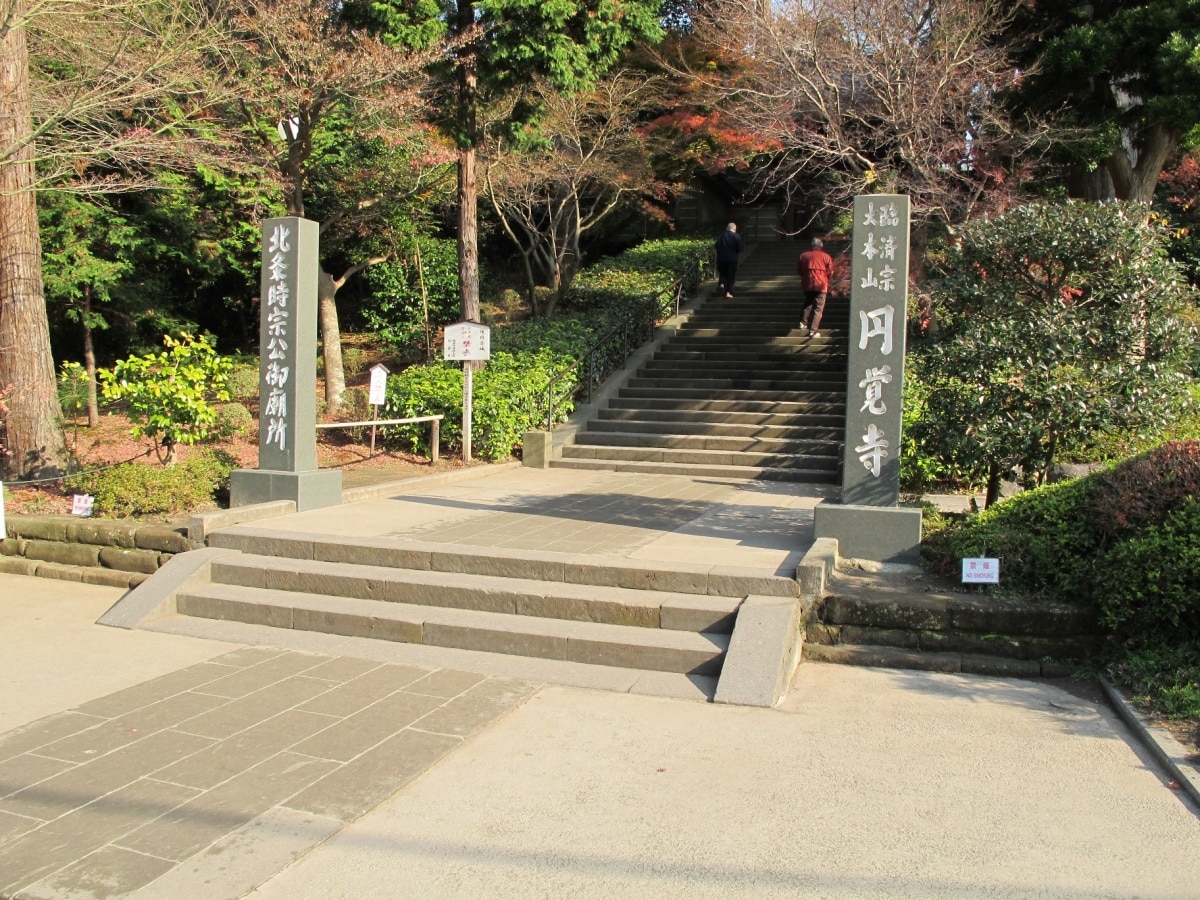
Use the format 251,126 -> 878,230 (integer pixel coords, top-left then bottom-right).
801,290 -> 827,331
717,260 -> 738,296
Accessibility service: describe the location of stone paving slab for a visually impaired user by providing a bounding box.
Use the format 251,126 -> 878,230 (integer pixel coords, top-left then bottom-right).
0,648 -> 538,899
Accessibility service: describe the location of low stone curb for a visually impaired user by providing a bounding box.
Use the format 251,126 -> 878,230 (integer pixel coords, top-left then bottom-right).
1099,675 -> 1200,811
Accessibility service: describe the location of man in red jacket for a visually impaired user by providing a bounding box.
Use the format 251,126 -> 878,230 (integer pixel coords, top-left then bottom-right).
797,238 -> 834,338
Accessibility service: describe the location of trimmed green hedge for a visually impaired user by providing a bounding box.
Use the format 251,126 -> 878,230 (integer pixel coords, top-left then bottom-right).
380,349 -> 576,461
63,450 -> 237,518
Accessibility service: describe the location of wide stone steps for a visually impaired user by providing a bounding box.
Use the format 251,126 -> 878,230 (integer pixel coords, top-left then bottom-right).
570,431 -> 840,455
170,528 -> 810,679
588,417 -> 843,440
625,377 -> 846,392
205,553 -> 742,632
178,582 -> 729,675
617,386 -> 845,404
551,242 -> 848,482
551,457 -> 838,482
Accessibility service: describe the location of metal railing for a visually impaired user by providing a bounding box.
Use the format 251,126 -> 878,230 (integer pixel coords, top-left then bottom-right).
536,259 -> 706,430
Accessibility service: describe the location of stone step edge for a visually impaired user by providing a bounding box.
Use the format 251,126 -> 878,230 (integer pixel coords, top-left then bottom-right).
802,642 -> 1078,679
177,582 -> 728,676
146,613 -> 718,702
206,527 -> 800,599
548,458 -> 839,482
560,446 -> 839,467
211,553 -> 742,634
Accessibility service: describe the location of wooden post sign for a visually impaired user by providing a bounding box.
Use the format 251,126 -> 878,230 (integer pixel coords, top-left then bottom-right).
443,321 -> 491,462
368,363 -> 389,457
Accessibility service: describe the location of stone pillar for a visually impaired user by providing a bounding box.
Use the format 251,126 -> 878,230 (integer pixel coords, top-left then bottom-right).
230,217 -> 342,511
815,195 -> 921,562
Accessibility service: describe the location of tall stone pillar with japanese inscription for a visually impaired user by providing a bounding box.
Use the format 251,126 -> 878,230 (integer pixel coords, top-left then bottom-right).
229,217 -> 342,511
814,195 -> 922,563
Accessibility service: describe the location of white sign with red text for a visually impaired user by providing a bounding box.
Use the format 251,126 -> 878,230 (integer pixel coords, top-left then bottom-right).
443,321 -> 491,361
962,557 -> 999,584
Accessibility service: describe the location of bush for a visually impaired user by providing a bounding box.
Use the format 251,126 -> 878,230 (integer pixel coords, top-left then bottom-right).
564,238 -> 709,312
226,363 -> 260,402
362,237 -> 460,356
64,450 -> 236,518
920,473 -> 1100,601
1086,440 -> 1200,538
380,349 -> 576,461
911,201 -> 1197,498
213,402 -> 254,439
98,333 -> 233,463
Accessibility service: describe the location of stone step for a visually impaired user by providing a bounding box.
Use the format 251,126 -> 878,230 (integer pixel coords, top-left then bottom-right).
573,431 -> 841,455
625,377 -> 847,392
604,398 -> 844,417
617,386 -> 846,404
560,444 -> 839,470
588,416 -> 844,440
550,458 -> 839,483
177,582 -> 729,676
205,530 -> 800,599
206,553 -> 744,633
642,357 -> 847,373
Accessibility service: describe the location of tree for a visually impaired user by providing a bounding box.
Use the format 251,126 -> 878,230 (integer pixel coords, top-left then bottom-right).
1010,0 -> 1200,205
481,71 -> 669,316
1,0 -> 229,479
210,0 -> 443,412
39,193 -> 138,426
348,0 -> 664,328
672,0 -> 1035,227
910,201 -> 1197,506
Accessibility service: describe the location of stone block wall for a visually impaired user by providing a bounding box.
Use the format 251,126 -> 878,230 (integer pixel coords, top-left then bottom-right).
0,515 -> 191,589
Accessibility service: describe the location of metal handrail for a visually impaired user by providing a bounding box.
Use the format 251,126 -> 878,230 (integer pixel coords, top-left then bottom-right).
538,260 -> 703,430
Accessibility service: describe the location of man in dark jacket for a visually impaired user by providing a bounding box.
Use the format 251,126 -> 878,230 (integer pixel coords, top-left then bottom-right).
797,237 -> 834,338
714,222 -> 744,297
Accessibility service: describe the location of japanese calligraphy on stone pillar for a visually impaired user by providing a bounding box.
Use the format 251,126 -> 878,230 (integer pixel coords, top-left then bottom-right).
264,223 -> 291,452
254,217 -> 320,475
842,196 -> 910,505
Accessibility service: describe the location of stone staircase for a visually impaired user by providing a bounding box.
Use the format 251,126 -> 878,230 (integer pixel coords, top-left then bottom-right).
553,244 -> 849,481
157,526 -> 805,695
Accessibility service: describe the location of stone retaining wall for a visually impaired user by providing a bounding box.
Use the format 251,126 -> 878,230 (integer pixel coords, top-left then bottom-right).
1,515 -> 190,589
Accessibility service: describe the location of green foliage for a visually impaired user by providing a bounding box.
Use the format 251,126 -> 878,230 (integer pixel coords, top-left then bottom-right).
98,334 -> 233,463
1106,641 -> 1200,719
362,237 -> 461,357
565,238 -> 709,312
381,349 -> 576,460
492,315 -> 597,357
213,402 -> 254,439
911,201 -> 1198,489
64,450 -> 237,518
57,362 -> 91,422
921,474 -> 1100,600
225,364 -> 261,402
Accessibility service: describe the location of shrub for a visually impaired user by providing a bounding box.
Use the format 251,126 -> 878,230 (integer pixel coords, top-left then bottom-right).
920,474 -> 1100,601
380,349 -> 575,461
1085,440 -> 1200,538
64,450 -> 236,518
912,201 -> 1197,502
226,363 -> 260,402
213,402 -> 254,439
98,333 -> 233,464
1093,500 -> 1200,636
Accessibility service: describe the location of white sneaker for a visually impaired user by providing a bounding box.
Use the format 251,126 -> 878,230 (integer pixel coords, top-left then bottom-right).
810,331 -> 821,338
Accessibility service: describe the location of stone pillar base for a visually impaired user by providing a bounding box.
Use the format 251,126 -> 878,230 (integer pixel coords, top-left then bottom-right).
814,502 -> 922,564
522,431 -> 553,469
230,469 -> 343,512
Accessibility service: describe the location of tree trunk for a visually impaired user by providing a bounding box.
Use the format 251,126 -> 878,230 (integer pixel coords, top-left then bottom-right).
1106,123 -> 1179,207
1067,165 -> 1116,202
456,1 -> 481,329
317,267 -> 345,414
81,286 -> 99,427
0,8 -> 68,480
